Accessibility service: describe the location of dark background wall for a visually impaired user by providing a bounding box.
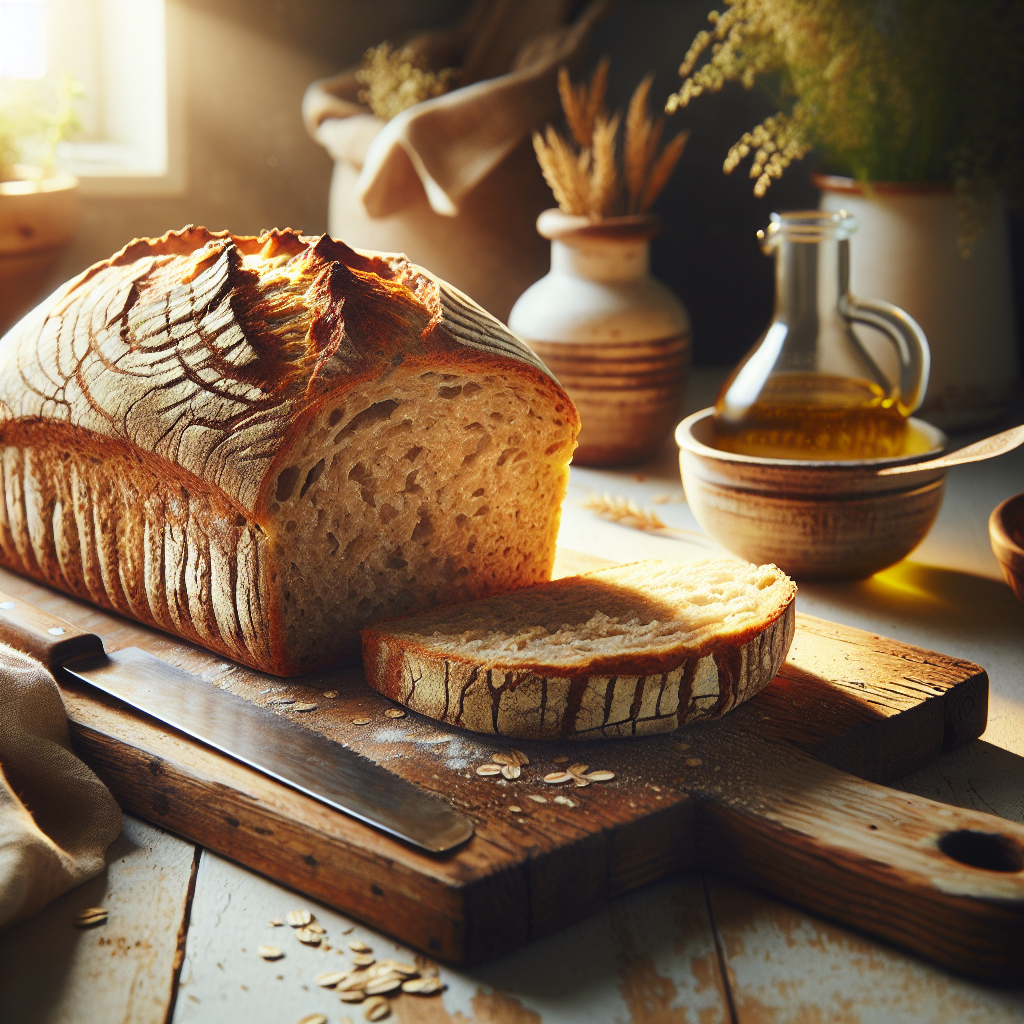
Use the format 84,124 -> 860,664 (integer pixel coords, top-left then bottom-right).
55,0 -> 1018,369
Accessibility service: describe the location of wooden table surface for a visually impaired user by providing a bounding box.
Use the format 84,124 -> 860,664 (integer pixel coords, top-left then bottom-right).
2,369 -> 1022,1024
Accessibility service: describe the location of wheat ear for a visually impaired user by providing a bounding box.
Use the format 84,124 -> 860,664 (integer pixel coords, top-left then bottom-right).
640,129 -> 689,212
624,73 -> 656,213
588,112 -> 620,218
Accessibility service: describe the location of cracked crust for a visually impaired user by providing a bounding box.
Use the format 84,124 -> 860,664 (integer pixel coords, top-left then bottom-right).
362,559 -> 797,739
0,226 -> 579,674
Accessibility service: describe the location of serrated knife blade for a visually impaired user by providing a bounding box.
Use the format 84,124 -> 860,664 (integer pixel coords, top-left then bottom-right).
0,591 -> 473,853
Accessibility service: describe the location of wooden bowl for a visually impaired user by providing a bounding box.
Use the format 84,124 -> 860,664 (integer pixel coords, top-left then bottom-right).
676,409 -> 948,580
989,493 -> 1024,604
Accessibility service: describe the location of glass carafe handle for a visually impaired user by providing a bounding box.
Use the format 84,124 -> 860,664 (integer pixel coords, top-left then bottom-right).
840,295 -> 930,415
836,241 -> 930,414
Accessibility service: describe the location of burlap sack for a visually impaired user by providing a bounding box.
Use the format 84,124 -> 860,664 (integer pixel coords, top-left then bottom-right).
0,645 -> 120,928
303,0 -> 611,321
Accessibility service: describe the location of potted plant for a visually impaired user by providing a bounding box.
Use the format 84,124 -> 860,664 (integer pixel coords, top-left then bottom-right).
0,76 -> 82,335
667,0 -> 1023,429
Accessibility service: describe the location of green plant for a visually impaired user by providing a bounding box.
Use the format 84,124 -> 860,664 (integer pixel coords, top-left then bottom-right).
0,74 -> 83,181
666,0 -> 1024,247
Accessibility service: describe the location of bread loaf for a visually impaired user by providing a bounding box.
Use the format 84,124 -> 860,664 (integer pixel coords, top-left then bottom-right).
362,559 -> 797,739
0,226 -> 579,674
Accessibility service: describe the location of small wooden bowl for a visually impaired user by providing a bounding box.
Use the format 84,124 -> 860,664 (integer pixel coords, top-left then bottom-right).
989,493 -> 1024,604
676,409 -> 948,580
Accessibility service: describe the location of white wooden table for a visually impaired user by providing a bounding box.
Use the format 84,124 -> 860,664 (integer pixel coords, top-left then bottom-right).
2,370 -> 1022,1023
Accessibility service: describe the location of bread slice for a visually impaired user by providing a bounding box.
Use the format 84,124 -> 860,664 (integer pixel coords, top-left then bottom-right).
0,227 -> 578,674
362,558 -> 796,739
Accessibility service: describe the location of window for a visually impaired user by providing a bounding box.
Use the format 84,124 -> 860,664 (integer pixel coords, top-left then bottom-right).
0,0 -> 183,194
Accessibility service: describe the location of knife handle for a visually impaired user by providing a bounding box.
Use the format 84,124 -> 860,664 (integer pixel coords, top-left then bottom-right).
0,590 -> 105,669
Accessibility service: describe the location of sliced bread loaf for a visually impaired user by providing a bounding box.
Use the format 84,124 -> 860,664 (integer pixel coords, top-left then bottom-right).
361,558 -> 797,739
0,227 -> 578,674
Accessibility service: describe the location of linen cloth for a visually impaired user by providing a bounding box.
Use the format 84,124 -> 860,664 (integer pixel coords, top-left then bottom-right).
0,644 -> 120,928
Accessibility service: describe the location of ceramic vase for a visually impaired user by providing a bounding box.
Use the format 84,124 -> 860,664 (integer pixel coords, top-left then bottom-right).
817,175 -> 1020,431
508,209 -> 691,466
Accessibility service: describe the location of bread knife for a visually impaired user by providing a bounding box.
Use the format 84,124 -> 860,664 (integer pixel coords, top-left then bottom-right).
0,590 -> 474,853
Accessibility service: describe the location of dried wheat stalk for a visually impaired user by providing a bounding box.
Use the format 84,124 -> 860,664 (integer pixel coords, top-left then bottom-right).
582,493 -> 667,531
535,62 -> 688,219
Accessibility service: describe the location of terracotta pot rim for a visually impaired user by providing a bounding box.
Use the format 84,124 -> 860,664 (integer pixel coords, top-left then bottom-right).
0,171 -> 79,197
989,492 -> 1024,567
536,208 -> 660,243
675,408 -> 947,473
812,173 -> 954,197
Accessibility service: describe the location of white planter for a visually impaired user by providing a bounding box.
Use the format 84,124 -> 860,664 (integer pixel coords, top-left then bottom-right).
508,209 -> 691,466
818,176 -> 1019,431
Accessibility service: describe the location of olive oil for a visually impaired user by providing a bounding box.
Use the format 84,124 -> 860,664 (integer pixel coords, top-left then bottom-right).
712,373 -> 932,460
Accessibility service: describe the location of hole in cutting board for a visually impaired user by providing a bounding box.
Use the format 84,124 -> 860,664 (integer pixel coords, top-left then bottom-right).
937,830 -> 1024,873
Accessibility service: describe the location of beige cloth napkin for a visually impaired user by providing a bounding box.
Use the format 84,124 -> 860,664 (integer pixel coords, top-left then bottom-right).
0,644 -> 120,928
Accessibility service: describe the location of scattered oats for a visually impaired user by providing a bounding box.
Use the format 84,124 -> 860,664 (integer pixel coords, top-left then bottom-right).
348,940 -> 372,953
287,910 -> 313,928
341,1017 -> 355,1024
553,795 -> 577,807
342,926 -> 355,934
491,752 -> 514,765
257,945 -> 283,960
573,777 -> 591,788
512,749 -> 530,765
339,989 -> 366,1003
297,1015 -> 327,1024
685,757 -> 703,767
569,763 -> 588,775
420,963 -> 440,977
650,785 -> 661,792
527,794 -> 548,803
384,708 -> 406,718
337,972 -> 371,992
365,977 -> 403,995
501,763 -> 521,780
674,742 -> 691,752
586,770 -> 616,782
267,696 -> 295,705
350,953 -> 375,967
304,921 -> 327,934
324,690 -> 339,698
73,907 -> 108,928
316,970 -> 347,987
269,916 -> 283,927
544,771 -> 572,784
291,702 -> 318,712
391,962 -> 418,976
351,718 -> 371,725
363,996 -> 391,1021
295,927 -> 323,946
652,493 -> 672,504
402,976 -> 445,994
508,805 -> 522,813
476,764 -> 502,776
552,756 -> 569,764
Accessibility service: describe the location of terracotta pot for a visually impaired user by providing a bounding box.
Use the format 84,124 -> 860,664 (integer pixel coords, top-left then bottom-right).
0,172 -> 80,336
816,175 -> 1020,431
508,209 -> 691,467
676,408 -> 948,581
989,492 -> 1024,605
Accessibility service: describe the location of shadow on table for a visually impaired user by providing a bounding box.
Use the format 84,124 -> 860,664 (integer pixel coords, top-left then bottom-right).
798,560 -> 1022,650
0,823 -> 138,1020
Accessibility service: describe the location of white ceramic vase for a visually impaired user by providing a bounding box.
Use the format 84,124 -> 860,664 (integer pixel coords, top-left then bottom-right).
818,175 -> 1020,431
508,209 -> 691,466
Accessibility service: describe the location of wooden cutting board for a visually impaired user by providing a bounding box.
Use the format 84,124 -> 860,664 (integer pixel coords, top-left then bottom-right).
2,558 -> 1021,984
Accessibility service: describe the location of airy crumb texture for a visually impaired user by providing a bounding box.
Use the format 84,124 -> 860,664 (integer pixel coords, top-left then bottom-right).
362,559 -> 797,739
0,225 -> 578,674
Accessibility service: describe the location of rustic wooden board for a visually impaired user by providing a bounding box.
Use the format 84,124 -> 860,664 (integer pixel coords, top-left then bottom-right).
0,563 -> 1020,983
